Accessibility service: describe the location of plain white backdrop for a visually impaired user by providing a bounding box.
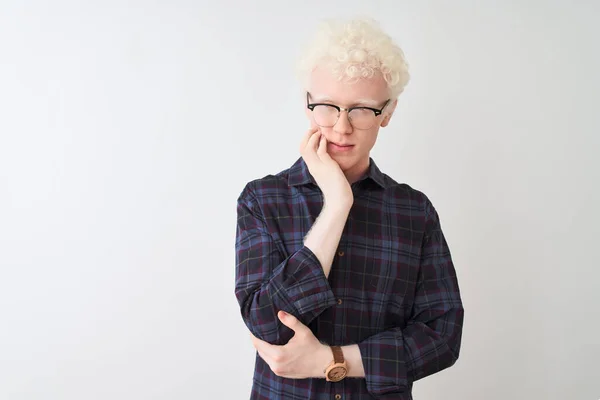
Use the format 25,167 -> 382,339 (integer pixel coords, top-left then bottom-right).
1,1 -> 599,399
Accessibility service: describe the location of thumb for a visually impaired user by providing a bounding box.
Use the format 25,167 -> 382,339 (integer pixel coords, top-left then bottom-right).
278,310 -> 306,333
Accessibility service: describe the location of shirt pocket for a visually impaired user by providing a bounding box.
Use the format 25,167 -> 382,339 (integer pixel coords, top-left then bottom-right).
368,237 -> 419,304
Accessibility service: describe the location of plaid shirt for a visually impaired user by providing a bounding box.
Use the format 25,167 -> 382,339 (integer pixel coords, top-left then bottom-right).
234,157 -> 464,399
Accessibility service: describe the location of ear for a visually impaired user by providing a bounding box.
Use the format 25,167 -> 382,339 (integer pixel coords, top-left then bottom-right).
380,99 -> 398,128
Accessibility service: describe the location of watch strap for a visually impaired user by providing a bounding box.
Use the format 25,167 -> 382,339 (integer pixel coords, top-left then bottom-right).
331,346 -> 344,364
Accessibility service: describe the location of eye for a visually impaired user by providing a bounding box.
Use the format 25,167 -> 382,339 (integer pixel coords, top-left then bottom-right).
350,108 -> 374,116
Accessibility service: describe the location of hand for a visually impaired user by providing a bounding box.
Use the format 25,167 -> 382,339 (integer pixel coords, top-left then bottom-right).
250,310 -> 332,379
299,128 -> 353,209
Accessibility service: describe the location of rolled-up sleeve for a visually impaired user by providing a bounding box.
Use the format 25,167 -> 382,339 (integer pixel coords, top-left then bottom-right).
357,197 -> 464,397
234,183 -> 337,345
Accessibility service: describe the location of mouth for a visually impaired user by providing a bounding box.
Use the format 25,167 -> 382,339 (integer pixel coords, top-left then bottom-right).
330,142 -> 353,147
328,142 -> 355,152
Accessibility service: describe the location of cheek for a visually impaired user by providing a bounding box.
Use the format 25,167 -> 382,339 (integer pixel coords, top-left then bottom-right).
318,126 -> 334,137
367,130 -> 380,145
355,131 -> 378,149
305,109 -> 320,127
305,114 -> 319,130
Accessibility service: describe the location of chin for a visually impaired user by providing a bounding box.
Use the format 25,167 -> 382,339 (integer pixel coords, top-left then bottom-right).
331,156 -> 356,171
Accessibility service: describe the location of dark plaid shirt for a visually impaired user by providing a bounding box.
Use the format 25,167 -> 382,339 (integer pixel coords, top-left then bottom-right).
234,157 -> 464,399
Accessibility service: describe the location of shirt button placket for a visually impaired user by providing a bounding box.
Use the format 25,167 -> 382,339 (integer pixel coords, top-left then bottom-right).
336,250 -> 345,307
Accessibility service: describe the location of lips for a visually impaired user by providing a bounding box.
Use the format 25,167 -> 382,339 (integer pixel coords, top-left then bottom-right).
328,142 -> 355,152
331,143 -> 353,147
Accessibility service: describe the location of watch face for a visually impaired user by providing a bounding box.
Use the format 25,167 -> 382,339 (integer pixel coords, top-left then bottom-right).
328,366 -> 347,381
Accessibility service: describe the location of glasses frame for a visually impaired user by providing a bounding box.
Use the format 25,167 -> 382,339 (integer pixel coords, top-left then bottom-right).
306,92 -> 390,130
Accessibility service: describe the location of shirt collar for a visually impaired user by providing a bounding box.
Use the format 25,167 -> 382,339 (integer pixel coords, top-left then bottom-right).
287,156 -> 388,189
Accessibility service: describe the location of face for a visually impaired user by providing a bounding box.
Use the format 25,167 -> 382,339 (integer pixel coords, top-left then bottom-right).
305,66 -> 397,181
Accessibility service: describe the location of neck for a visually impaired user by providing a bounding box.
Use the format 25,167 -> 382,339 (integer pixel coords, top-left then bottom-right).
343,158 -> 370,184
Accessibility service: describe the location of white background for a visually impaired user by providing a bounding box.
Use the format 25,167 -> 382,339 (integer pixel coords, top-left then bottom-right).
1,1 -> 599,399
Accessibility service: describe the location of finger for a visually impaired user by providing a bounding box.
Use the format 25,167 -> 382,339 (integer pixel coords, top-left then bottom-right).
278,310 -> 309,336
299,127 -> 319,150
316,134 -> 328,157
305,130 -> 321,152
317,135 -> 334,162
256,348 -> 268,362
250,333 -> 260,348
301,132 -> 321,163
252,334 -> 281,360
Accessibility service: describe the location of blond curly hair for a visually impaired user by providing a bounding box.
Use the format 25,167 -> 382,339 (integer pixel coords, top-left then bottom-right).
296,17 -> 410,99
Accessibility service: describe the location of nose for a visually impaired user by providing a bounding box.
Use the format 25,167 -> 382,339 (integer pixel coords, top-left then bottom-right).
333,110 -> 353,135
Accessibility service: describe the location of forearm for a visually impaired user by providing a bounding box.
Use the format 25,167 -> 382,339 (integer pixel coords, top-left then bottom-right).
343,345 -> 365,378
357,307 -> 463,395
303,202 -> 351,278
238,246 -> 337,345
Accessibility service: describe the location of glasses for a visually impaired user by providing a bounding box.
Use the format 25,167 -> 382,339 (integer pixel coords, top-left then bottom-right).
306,92 -> 390,130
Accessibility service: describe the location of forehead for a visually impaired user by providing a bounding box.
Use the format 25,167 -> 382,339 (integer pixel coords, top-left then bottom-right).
308,66 -> 389,106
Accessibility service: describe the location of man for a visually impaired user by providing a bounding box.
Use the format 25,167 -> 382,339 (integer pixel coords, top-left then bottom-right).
234,17 -> 464,399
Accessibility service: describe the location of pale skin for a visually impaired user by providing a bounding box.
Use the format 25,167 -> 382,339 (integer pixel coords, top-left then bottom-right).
250,67 -> 398,380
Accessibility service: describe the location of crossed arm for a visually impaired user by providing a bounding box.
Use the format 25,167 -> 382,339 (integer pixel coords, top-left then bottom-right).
234,184 -> 464,396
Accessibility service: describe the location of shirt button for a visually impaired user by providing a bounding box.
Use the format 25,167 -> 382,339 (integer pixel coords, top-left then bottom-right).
337,298 -> 343,305
338,250 -> 345,257
335,395 -> 342,400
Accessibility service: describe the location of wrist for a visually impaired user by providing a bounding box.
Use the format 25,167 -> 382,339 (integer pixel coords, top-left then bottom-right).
316,343 -> 333,378
323,196 -> 353,214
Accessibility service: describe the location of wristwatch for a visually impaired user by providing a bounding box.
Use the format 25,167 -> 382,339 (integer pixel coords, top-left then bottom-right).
324,346 -> 348,382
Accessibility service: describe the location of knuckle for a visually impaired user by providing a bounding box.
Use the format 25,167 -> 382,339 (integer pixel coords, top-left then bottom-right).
299,330 -> 309,339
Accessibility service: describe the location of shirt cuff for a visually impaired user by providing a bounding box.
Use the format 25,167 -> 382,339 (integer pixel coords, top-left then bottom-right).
358,330 -> 408,396
270,246 -> 337,322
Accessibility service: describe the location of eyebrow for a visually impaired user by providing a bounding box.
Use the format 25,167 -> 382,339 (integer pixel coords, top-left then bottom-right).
310,95 -> 382,108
